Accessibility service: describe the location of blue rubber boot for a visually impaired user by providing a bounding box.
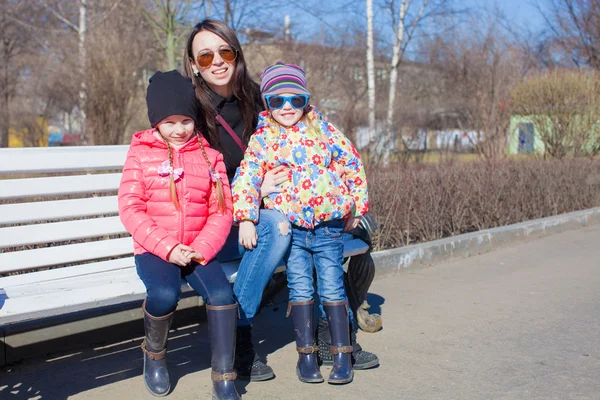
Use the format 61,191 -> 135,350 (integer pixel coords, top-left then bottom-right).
207,303 -> 241,400
287,300 -> 324,383
142,303 -> 174,397
324,301 -> 354,384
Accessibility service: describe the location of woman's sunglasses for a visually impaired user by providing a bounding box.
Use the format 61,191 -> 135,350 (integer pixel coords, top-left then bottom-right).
196,46 -> 237,68
265,94 -> 310,110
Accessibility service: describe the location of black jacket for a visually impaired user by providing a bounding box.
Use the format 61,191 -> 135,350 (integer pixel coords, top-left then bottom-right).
209,91 -> 263,183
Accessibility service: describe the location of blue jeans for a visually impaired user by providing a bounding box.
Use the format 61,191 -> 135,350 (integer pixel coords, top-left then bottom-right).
135,252 -> 235,317
217,209 -> 291,326
318,232 -> 357,323
285,220 -> 347,304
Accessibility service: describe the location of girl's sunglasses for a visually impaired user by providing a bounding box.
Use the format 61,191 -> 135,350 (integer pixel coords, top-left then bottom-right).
196,46 -> 237,68
265,94 -> 310,110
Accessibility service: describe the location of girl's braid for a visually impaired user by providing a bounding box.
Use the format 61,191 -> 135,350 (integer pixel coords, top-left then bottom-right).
196,131 -> 227,213
158,131 -> 182,210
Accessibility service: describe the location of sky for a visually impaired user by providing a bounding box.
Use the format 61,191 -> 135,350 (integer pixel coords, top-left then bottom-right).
461,0 -> 546,31
266,0 -> 548,43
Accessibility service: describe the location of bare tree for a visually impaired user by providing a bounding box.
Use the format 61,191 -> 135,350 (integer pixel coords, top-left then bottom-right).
537,0 -> 600,69
0,1 -> 29,147
140,0 -> 196,70
366,0 -> 377,146
39,0 -> 121,144
87,1 -> 157,145
208,0 -> 273,33
376,0 -> 453,165
422,12 -> 525,160
40,0 -> 89,143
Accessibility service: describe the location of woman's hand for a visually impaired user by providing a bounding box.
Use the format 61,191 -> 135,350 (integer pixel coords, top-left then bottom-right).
260,165 -> 289,198
168,244 -> 195,266
344,216 -> 362,232
239,221 -> 258,250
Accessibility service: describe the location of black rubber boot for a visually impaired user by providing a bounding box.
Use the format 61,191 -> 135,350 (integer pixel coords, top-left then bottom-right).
235,325 -> 274,381
324,301 -> 354,384
207,303 -> 241,400
317,317 -> 380,370
287,300 -> 324,383
141,301 -> 174,397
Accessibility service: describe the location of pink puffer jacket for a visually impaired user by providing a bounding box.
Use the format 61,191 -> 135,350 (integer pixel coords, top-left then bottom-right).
118,128 -> 233,264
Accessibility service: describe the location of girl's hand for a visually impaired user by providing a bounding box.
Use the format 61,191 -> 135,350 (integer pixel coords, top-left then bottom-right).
185,251 -> 205,264
260,165 -> 289,198
344,216 -> 362,232
169,244 -> 195,266
239,221 -> 258,250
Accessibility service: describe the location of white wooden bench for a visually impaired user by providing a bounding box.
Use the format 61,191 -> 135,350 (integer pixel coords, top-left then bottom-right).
0,146 -> 370,330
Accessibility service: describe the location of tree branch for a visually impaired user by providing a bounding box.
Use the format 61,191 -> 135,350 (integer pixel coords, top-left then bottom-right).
41,0 -> 80,33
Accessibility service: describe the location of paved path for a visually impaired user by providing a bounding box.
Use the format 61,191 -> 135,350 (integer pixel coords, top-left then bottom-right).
2,225 -> 600,400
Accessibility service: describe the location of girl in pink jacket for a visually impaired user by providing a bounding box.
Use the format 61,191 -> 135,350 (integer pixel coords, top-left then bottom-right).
118,70 -> 240,400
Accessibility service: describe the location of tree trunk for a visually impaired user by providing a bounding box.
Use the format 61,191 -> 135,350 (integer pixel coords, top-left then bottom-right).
79,0 -> 90,144
224,0 -> 231,27
166,31 -> 176,70
382,0 -> 407,166
366,0 -> 376,152
0,8 -> 9,148
1,65 -> 8,148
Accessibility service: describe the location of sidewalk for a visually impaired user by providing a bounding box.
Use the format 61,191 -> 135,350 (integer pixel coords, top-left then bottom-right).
2,224 -> 600,399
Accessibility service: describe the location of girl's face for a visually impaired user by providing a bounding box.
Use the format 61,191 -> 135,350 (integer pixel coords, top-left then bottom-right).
268,93 -> 305,127
192,30 -> 236,98
156,115 -> 195,146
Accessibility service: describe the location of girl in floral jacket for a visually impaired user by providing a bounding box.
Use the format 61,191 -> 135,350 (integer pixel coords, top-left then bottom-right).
232,62 -> 369,385
118,70 -> 240,400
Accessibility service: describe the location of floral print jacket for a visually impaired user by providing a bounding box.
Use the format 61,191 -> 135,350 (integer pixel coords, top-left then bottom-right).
231,107 -> 369,229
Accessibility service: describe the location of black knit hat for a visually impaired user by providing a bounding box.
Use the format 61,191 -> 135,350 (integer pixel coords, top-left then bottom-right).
146,70 -> 199,127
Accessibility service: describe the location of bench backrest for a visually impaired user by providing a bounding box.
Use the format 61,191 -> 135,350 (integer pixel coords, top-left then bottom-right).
0,146 -> 131,276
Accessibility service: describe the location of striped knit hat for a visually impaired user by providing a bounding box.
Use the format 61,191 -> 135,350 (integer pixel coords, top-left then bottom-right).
259,61 -> 310,100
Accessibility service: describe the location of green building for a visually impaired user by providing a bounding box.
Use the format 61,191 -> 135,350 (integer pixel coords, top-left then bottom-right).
507,115 -> 545,155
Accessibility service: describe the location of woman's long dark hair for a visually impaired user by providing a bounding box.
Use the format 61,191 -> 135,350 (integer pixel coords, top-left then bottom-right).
183,19 -> 262,150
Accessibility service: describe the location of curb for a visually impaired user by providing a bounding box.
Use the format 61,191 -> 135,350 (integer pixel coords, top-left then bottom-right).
372,207 -> 600,277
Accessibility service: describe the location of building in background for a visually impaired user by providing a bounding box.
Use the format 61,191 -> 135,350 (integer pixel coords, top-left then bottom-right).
8,116 -> 48,147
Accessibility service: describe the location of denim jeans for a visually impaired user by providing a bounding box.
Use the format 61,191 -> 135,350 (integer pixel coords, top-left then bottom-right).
135,252 -> 235,317
317,232 -> 357,323
285,220 -> 347,304
216,209 -> 291,326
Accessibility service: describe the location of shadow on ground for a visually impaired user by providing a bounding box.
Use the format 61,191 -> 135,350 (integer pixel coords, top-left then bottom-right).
0,288 -> 385,399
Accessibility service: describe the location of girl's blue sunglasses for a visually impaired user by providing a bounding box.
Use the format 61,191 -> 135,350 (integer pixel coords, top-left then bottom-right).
265,94 -> 310,110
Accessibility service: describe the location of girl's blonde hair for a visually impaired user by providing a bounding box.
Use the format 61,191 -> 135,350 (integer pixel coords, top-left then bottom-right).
157,131 -> 226,213
266,107 -> 322,138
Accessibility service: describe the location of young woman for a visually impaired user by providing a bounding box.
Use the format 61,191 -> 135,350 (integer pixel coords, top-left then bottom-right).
182,20 -> 378,381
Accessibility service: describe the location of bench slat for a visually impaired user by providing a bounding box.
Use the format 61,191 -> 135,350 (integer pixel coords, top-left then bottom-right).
0,196 -> 118,225
0,173 -> 122,200
0,145 -> 128,175
0,269 -> 193,325
0,270 -> 146,325
0,237 -> 133,274
0,216 -> 126,249
343,237 -> 370,257
0,257 -> 134,287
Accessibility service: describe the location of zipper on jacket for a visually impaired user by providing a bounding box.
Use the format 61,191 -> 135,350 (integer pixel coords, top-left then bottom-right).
175,149 -> 185,244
